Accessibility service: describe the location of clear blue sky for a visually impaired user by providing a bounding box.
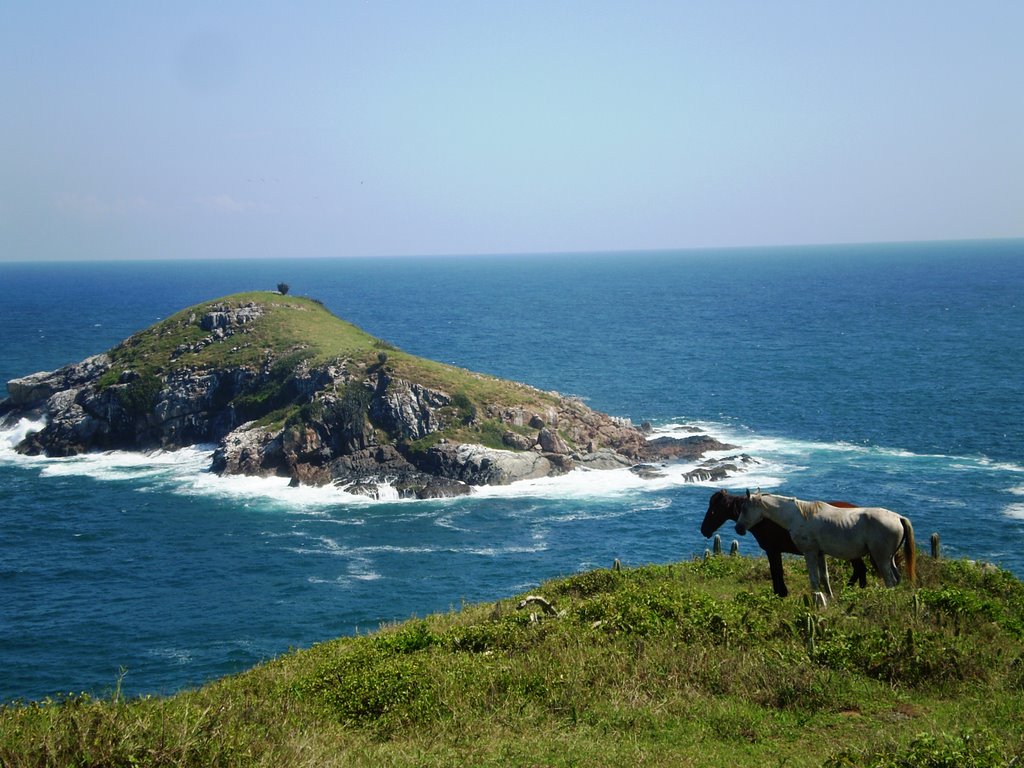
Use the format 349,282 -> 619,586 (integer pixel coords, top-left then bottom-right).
2,2 -> 1022,260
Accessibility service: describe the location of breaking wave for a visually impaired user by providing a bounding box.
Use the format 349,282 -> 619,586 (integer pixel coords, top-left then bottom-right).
2,415 -> 1022,511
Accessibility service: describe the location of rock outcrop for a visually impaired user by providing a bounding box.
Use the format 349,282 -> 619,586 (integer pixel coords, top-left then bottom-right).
0,293 -> 738,498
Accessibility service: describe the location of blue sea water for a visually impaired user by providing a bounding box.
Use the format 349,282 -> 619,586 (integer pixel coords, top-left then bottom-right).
1,240 -> 1023,703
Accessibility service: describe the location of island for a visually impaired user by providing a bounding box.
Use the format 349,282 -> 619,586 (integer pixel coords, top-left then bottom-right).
0,291 -> 742,498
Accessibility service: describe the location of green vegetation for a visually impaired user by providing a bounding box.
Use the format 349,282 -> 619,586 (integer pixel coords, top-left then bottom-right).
98,291 -> 562,444
2,555 -> 1022,767
451,390 -> 477,424
104,292 -> 381,378
114,373 -> 162,418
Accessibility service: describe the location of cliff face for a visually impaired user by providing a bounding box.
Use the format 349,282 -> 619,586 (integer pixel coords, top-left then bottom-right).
0,292 -> 735,498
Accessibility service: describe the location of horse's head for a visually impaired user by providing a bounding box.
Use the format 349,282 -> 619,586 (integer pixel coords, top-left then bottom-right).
735,489 -> 765,535
700,490 -> 736,537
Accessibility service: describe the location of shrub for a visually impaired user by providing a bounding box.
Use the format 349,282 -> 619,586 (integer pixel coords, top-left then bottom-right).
277,282 -> 289,295
451,391 -> 476,425
302,645 -> 433,730
116,373 -> 162,418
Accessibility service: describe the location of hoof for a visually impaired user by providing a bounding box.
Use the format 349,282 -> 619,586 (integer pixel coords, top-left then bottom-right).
812,591 -> 829,609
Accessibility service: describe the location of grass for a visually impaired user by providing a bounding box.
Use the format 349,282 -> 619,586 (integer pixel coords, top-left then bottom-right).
103,292 -> 384,378
2,554 -> 1022,767
99,291 -> 563,443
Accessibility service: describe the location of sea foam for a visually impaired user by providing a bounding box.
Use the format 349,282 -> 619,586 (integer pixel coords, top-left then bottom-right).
19,415 -> 1003,507
0,415 -> 779,507
0,416 -> 47,452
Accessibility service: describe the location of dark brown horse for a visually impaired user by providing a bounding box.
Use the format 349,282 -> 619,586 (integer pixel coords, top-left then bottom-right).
701,489 -> 868,597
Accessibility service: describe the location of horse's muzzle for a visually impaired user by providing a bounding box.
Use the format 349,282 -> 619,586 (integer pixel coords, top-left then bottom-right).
735,522 -> 746,535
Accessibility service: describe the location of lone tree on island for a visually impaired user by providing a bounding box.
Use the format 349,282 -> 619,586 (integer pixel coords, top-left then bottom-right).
277,282 -> 290,295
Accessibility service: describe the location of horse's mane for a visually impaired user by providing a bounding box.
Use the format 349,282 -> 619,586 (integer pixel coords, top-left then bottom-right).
760,493 -> 820,521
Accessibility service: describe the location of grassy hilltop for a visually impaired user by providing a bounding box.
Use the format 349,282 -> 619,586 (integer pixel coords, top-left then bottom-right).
100,290 -> 562,443
2,555 -> 1022,767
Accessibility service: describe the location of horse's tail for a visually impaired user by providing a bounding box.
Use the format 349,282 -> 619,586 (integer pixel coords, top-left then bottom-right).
900,516 -> 917,585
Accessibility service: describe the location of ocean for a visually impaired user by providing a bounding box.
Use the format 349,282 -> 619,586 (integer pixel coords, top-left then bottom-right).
1,240 -> 1022,703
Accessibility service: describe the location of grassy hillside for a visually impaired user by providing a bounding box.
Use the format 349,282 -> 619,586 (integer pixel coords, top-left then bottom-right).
99,291 -> 561,440
2,554 -> 1022,767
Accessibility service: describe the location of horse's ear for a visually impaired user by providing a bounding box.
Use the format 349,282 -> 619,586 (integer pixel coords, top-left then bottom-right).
745,488 -> 750,499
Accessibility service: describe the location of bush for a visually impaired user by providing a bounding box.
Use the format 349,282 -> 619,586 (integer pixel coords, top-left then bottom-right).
277,282 -> 289,295
451,391 -> 476,425
116,373 -> 162,418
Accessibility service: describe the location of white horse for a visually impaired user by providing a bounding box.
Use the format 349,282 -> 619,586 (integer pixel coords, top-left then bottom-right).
735,491 -> 916,599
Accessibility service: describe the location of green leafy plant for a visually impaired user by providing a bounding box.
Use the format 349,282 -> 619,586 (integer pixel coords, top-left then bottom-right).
115,373 -> 162,418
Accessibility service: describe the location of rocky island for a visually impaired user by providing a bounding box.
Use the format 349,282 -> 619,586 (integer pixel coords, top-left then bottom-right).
0,292 -> 740,498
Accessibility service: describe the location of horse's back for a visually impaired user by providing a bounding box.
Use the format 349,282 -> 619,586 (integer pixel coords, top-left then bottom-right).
854,506 -> 905,533
804,504 -> 904,559
848,506 -> 908,557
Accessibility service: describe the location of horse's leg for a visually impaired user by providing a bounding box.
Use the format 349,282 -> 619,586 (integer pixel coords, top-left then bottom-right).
871,544 -> 899,587
884,559 -> 899,587
818,552 -> 833,598
868,536 -> 901,589
868,554 -> 883,581
766,549 -> 788,598
847,558 -> 868,588
805,552 -> 820,593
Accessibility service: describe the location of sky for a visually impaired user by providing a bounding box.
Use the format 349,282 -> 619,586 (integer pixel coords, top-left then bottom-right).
1,1 -> 1022,261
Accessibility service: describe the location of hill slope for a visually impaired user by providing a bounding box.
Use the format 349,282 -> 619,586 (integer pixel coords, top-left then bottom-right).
1,555 -> 1021,766
0,291 -> 733,497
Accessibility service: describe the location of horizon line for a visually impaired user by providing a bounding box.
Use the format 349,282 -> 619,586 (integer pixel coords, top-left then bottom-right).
2,235 -> 1022,265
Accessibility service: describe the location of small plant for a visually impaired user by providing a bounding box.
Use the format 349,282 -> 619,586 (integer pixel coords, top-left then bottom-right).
451,391 -> 477,425
277,282 -> 289,295
116,373 -> 162,418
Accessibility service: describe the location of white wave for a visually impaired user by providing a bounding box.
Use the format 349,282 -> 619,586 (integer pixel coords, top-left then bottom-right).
1009,485 -> 1024,497
673,417 -> 1024,476
145,647 -> 193,665
0,413 -> 774,506
1002,503 -> 1024,520
180,470 -> 359,509
636,497 -> 673,512
434,511 -> 472,532
375,482 -> 401,501
465,543 -> 549,556
9,410 -> 1017,511
0,416 -> 48,453
39,446 -> 214,484
986,459 -> 1024,474
290,537 -> 439,558
352,544 -> 438,555
472,455 -> 765,502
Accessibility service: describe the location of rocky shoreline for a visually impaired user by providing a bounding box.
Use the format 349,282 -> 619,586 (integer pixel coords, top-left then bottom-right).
0,296 -> 745,499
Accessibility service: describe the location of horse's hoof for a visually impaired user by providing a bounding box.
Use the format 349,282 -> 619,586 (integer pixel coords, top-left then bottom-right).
812,592 -> 829,609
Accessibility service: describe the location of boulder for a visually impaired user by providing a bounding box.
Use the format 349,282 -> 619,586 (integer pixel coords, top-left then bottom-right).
212,424 -> 283,476
502,430 -> 535,451
683,454 -> 758,483
418,443 -> 553,485
642,435 -> 736,461
538,427 -> 570,454
370,373 -> 450,440
577,448 -> 634,471
200,303 -> 263,332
